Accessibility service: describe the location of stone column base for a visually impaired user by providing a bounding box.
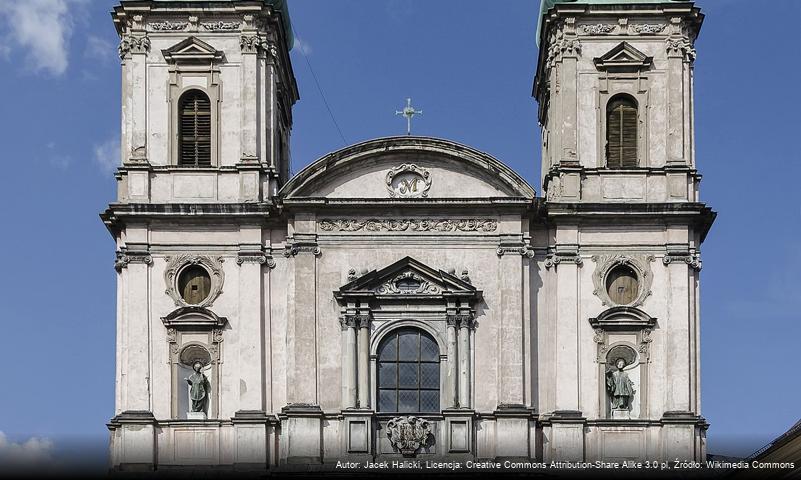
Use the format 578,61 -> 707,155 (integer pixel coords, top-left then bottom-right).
341,409 -> 374,460
493,404 -> 536,460
107,410 -> 157,471
442,409 -> 475,457
278,404 -> 324,465
541,410 -> 587,462
231,410 -> 273,470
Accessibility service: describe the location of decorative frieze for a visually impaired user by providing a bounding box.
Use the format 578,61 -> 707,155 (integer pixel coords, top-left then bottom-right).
150,21 -> 188,31
386,416 -> 432,457
118,35 -> 150,58
631,24 -> 667,34
114,248 -> 153,272
318,218 -> 498,233
581,24 -> 615,35
283,243 -> 321,257
201,21 -> 241,31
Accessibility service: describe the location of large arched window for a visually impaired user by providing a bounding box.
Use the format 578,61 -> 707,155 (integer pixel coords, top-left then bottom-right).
606,95 -> 638,168
179,90 -> 211,167
377,328 -> 440,413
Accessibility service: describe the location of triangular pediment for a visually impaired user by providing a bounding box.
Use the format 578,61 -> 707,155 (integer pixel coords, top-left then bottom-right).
594,42 -> 652,71
162,37 -> 223,64
336,256 -> 478,298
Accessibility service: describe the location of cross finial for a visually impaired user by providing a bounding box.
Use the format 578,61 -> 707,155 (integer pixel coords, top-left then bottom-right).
395,98 -> 422,136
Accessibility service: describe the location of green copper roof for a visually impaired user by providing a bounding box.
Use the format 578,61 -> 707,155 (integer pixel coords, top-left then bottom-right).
537,0 -> 687,46
152,0 -> 294,49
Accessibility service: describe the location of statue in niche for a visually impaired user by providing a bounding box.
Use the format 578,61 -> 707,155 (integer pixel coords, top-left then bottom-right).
185,361 -> 209,414
606,357 -> 635,411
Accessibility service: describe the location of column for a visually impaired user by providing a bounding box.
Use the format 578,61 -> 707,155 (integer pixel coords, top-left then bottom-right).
458,317 -> 471,409
237,245 -> 265,412
446,317 -> 458,408
498,249 -> 524,405
340,316 -> 357,408
357,316 -> 370,409
666,28 -> 691,165
240,32 -> 259,161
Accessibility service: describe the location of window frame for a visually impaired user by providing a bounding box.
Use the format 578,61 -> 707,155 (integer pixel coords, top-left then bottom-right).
605,94 -> 639,169
177,89 -> 213,168
376,327 -> 441,414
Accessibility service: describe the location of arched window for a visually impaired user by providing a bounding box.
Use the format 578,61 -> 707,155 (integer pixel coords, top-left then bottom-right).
606,95 -> 638,168
179,90 -> 211,167
377,328 -> 440,413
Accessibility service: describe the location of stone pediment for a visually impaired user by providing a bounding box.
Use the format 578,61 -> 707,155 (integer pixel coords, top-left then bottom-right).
594,42 -> 652,71
279,136 -> 536,201
335,256 -> 479,300
162,37 -> 224,64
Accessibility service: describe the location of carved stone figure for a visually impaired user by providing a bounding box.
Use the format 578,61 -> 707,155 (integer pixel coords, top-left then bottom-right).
606,358 -> 635,410
386,416 -> 432,456
185,361 -> 209,414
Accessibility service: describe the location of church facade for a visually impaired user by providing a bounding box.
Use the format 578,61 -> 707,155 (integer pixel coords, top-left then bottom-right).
103,0 -> 715,470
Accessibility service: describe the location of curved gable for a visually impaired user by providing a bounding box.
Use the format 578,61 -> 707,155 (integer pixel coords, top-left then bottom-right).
279,136 -> 536,200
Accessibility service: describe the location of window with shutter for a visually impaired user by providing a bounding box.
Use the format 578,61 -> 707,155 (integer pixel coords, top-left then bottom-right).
606,96 -> 638,168
178,90 -> 212,167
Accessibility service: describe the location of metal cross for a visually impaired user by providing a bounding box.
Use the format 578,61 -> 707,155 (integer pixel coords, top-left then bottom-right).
395,98 -> 422,135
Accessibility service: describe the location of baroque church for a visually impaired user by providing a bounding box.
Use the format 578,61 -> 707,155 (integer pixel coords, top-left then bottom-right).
102,0 -> 715,470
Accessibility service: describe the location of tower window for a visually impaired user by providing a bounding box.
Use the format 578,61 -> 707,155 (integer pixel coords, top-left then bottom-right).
179,90 -> 211,167
178,265 -> 212,305
606,264 -> 639,305
377,328 -> 440,413
606,96 -> 638,168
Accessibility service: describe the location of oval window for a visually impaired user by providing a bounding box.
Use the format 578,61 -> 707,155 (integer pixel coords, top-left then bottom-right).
178,265 -> 212,305
606,265 -> 639,305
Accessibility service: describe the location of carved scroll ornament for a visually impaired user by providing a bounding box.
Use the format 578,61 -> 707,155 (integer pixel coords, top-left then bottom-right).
386,416 -> 432,456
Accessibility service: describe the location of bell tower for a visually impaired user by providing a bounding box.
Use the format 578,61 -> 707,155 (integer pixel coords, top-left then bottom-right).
112,0 -> 297,203
533,0 -> 715,462
105,0 -> 297,471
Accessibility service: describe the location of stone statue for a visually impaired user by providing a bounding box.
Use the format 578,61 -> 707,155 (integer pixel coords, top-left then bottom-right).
185,361 -> 209,414
606,357 -> 635,410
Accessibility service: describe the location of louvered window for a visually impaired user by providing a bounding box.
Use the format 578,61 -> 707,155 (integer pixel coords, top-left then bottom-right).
606,96 -> 638,168
179,90 -> 211,167
377,328 -> 440,413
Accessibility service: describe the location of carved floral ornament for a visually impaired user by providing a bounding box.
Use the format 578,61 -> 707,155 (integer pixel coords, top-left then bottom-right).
319,218 -> 497,233
386,416 -> 432,456
665,36 -> 697,61
118,35 -> 151,59
591,254 -> 655,308
163,254 -> 225,308
376,272 -> 440,295
386,164 -> 432,198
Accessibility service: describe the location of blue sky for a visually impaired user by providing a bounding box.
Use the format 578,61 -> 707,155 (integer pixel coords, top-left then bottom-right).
0,0 -> 798,464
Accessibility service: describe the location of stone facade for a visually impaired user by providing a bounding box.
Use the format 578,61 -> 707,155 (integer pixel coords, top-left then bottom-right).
103,0 -> 714,471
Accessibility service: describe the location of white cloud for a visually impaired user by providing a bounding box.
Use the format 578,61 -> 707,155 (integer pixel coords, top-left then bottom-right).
94,136 -> 120,174
0,0 -> 84,76
0,431 -> 54,467
84,34 -> 115,63
294,36 -> 312,55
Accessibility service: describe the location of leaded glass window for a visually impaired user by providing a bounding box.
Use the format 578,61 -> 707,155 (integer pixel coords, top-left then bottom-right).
377,328 -> 440,413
